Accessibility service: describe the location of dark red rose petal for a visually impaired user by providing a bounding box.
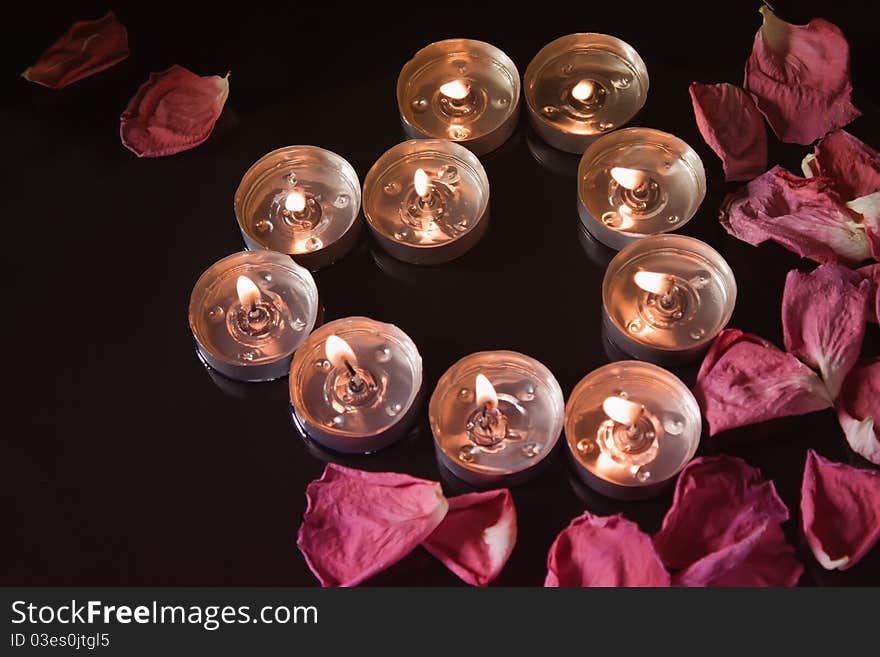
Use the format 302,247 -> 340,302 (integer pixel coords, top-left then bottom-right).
801,450 -> 880,570
689,82 -> 767,181
693,329 -> 832,436
422,489 -> 516,587
782,265 -> 871,399
120,65 -> 230,158
802,131 -> 880,201
720,166 -> 873,266
545,512 -> 669,587
296,464 -> 448,587
857,263 -> 880,324
744,6 -> 860,144
848,193 -> 880,261
23,11 -> 129,89
836,361 -> 880,464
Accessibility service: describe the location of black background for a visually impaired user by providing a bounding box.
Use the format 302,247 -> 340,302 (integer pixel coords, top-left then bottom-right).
4,1 -> 878,586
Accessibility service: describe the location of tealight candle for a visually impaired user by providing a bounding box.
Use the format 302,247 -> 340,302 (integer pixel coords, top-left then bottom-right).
429,351 -> 565,487
525,34 -> 649,154
234,146 -> 362,270
288,317 -> 423,454
363,139 -> 490,265
397,39 -> 520,155
602,235 -> 736,365
577,128 -> 706,250
565,361 -> 701,499
188,250 -> 319,382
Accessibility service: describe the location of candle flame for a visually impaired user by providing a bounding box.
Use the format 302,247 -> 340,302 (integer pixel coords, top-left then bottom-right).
634,271 -> 676,296
414,168 -> 430,198
571,80 -> 594,101
603,396 -> 644,426
285,189 -> 307,213
440,79 -> 470,100
610,167 -> 648,191
325,335 -> 358,370
236,275 -> 261,310
475,373 -> 498,411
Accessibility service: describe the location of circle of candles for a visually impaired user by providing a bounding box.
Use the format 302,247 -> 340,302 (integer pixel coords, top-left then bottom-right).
565,361 -> 701,500
288,317 -> 423,454
188,250 -> 319,382
397,39 -> 520,155
363,139 -> 490,265
525,34 -> 648,154
577,128 -> 706,250
429,351 -> 565,487
234,146 -> 362,270
602,234 -> 736,365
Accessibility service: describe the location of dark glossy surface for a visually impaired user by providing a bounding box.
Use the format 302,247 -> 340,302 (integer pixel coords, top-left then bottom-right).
5,1 -> 878,586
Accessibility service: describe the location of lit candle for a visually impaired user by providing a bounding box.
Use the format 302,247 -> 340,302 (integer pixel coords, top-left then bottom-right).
525,33 -> 649,153
289,317 -> 423,454
397,39 -> 520,155
429,350 -> 565,487
188,250 -> 319,382
363,139 -> 490,265
234,145 -> 362,270
578,128 -> 706,250
565,361 -> 701,499
602,235 -> 737,365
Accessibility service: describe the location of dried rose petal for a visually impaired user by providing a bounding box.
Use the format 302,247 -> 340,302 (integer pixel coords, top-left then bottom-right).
422,489 -> 516,587
689,82 -> 767,182
720,166 -> 873,266
744,6 -> 860,144
693,329 -> 832,436
857,263 -> 880,324
545,512 -> 669,587
782,265 -> 871,399
801,450 -> 880,570
22,11 -> 129,90
802,131 -> 880,201
297,464 -> 448,587
120,65 -> 230,158
654,456 -> 789,569
837,361 -> 880,464
847,192 -> 880,261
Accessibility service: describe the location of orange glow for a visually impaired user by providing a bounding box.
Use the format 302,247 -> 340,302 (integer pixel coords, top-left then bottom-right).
440,79 -> 470,100
414,168 -> 430,198
236,275 -> 261,310
571,80 -> 594,101
634,271 -> 676,295
475,373 -> 498,411
610,167 -> 648,191
325,335 -> 358,370
603,396 -> 644,426
285,190 -> 307,213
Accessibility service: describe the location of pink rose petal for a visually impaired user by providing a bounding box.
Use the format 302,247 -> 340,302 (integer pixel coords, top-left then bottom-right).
782,265 -> 871,399
689,82 -> 767,181
720,166 -> 873,266
801,450 -> 880,570
296,464 -> 448,587
654,456 -> 789,569
802,131 -> 880,201
422,489 -> 516,587
744,6 -> 860,145
22,11 -> 129,90
847,193 -> 880,261
837,361 -> 880,464
545,512 -> 670,587
693,329 -> 832,436
120,65 -> 230,158
857,263 -> 880,323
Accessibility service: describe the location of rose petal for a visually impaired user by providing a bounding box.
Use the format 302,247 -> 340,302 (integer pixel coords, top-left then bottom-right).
545,512 -> 669,587
120,65 -> 230,158
847,192 -> 880,261
837,361 -> 880,464
801,450 -> 880,570
693,328 -> 832,436
654,456 -> 789,569
22,11 -> 129,90
689,82 -> 767,182
857,263 -> 880,323
296,464 -> 448,587
782,265 -> 871,399
720,166 -> 873,266
422,489 -> 516,587
744,6 -> 860,144
674,524 -> 802,587
802,131 -> 880,201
